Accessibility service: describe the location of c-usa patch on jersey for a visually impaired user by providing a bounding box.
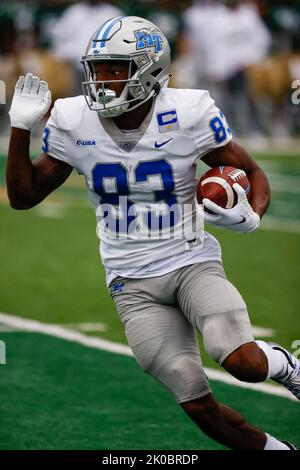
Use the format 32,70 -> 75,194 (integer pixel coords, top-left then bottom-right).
75,139 -> 96,146
157,109 -> 179,133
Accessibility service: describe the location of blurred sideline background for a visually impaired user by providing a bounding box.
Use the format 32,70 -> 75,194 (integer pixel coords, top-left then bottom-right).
0,0 -> 300,450
1,0 -> 300,149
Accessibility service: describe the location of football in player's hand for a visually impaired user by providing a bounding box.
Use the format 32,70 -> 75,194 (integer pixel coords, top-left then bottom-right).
196,166 -> 250,210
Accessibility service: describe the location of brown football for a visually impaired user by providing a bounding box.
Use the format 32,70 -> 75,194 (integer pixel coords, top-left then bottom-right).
196,166 -> 251,209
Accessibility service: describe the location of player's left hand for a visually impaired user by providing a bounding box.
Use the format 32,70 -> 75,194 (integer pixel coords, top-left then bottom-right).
203,183 -> 260,233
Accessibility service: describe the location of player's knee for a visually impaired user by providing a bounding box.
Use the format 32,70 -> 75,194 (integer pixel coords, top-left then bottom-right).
166,356 -> 194,377
156,356 -> 202,386
222,344 -> 268,383
152,355 -> 210,404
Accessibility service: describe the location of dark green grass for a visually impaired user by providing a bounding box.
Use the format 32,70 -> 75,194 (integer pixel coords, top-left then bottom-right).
0,332 -> 299,450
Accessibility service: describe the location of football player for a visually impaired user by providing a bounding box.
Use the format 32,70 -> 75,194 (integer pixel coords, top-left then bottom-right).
6,16 -> 299,450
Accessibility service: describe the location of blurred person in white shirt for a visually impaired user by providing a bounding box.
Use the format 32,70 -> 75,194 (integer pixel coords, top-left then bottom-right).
51,0 -> 124,93
179,0 -> 271,136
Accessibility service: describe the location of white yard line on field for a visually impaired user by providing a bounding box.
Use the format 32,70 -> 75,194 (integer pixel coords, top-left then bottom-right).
252,326 -> 275,338
63,322 -> 108,332
261,216 -> 300,234
0,312 -> 129,356
0,325 -> 19,332
35,202 -> 66,218
0,312 -> 296,402
267,173 -> 300,194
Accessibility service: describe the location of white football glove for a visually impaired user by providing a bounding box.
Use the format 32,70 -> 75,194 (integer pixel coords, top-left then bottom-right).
203,183 -> 260,233
9,73 -> 52,131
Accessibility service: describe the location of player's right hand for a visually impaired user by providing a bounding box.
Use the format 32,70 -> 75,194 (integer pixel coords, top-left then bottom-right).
9,73 -> 52,131
203,183 -> 260,233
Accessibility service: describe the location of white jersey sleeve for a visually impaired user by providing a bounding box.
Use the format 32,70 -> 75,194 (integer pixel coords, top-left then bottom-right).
192,90 -> 232,161
42,96 -> 88,171
42,101 -> 72,166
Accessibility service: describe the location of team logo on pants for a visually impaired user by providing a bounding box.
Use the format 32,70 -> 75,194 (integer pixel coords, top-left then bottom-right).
110,281 -> 125,295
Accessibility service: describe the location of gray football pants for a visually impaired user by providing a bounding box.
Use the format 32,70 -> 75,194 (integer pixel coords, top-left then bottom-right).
109,261 -> 254,403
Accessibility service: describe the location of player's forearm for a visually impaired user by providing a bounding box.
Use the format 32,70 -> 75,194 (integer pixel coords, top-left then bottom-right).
247,167 -> 270,218
7,73 -> 52,209
202,142 -> 271,219
6,128 -> 37,209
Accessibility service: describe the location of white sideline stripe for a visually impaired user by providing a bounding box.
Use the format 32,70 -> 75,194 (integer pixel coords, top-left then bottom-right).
0,312 -> 297,402
0,325 -> 18,332
63,322 -> 108,332
271,184 -> 300,195
261,216 -> 300,234
35,202 -> 65,218
252,325 -> 275,338
0,313 -> 130,356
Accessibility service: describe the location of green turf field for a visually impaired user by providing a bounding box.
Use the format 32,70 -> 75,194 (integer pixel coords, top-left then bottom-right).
0,151 -> 299,449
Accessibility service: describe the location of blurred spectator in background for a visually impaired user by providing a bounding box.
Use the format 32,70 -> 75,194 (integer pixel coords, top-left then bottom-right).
176,0 -> 271,138
15,23 -> 74,103
146,0 -> 186,60
50,0 -> 124,93
1,0 -> 300,143
242,0 -> 300,142
0,14 -> 18,100
0,1 -> 74,134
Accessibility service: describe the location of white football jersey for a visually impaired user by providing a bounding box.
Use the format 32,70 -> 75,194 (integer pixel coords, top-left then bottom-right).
43,88 -> 232,276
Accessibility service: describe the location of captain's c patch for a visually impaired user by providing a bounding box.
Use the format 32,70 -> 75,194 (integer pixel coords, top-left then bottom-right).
157,110 -> 179,133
